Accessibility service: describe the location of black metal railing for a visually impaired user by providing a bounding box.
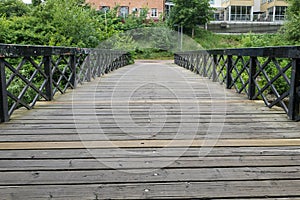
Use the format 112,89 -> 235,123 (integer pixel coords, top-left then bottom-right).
175,46 -> 300,121
0,44 -> 131,122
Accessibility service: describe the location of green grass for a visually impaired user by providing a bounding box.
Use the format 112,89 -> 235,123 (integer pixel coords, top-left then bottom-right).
193,28 -> 243,49
130,27 -> 300,59
132,49 -> 174,60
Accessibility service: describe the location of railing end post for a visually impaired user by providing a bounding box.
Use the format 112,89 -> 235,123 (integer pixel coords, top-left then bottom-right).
0,59 -> 9,122
44,56 -> 53,101
288,58 -> 300,121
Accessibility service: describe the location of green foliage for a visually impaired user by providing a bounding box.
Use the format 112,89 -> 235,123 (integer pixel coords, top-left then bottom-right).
255,58 -> 291,96
284,14 -> 300,42
239,34 -> 288,47
0,17 -> 10,43
238,33 -> 300,48
193,28 -> 243,49
33,0 -> 101,47
0,0 -> 101,47
168,0 -> 213,36
0,0 -> 29,18
134,48 -> 173,60
283,0 -> 300,42
1,15 -> 55,45
32,0 -> 42,7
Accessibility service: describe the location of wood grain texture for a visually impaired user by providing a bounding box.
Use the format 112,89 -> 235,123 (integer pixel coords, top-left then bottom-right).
1,139 -> 300,150
0,61 -> 300,199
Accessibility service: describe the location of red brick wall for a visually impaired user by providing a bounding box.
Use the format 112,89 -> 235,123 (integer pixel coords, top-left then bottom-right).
86,0 -> 165,19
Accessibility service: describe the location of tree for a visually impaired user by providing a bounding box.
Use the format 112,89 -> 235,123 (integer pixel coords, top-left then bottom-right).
284,0 -> 300,42
32,0 -> 42,6
33,0 -> 101,47
167,0 -> 213,38
0,0 -> 30,17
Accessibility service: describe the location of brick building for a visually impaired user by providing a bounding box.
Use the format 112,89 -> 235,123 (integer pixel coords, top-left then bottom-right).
86,0 -> 165,19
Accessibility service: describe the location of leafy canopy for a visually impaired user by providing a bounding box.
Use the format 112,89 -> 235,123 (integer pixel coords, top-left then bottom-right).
168,0 -> 213,31
284,0 -> 300,42
0,0 -> 161,47
0,0 -> 29,17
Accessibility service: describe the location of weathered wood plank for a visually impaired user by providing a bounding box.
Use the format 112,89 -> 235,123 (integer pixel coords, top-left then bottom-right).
0,131 -> 299,142
0,146 -> 299,159
0,180 -> 299,199
0,166 -> 299,185
0,156 -> 299,171
0,139 -> 300,150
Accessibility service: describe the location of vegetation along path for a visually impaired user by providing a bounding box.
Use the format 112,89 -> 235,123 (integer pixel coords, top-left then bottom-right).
0,60 -> 300,199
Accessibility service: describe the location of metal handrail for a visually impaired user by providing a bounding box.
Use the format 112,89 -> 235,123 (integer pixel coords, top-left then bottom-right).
175,46 -> 300,121
0,44 -> 131,122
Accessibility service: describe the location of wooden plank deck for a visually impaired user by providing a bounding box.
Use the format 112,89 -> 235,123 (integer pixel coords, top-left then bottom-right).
0,60 -> 300,199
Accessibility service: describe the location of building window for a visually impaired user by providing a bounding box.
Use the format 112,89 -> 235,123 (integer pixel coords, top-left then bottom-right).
209,0 -> 214,4
119,6 -> 129,18
267,7 -> 273,21
151,8 -> 158,17
230,6 -> 251,21
132,8 -> 138,13
275,6 -> 287,21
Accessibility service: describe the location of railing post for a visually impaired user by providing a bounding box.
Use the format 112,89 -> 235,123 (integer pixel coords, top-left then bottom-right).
187,54 -> 190,69
44,56 -> 53,101
195,54 -> 200,74
248,56 -> 257,100
212,55 -> 218,82
86,54 -> 91,82
288,58 -> 300,120
70,55 -> 77,89
179,55 -> 183,66
96,52 -> 102,77
0,58 -> 9,122
190,54 -> 194,71
226,55 -> 233,89
203,54 -> 208,77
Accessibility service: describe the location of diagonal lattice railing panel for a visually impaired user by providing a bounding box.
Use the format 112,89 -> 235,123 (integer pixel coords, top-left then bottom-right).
174,46 -> 300,121
253,57 -> 292,114
230,56 -> 250,95
0,44 -> 131,122
76,54 -> 90,85
4,57 -> 49,116
216,54 -> 227,85
51,55 -> 75,95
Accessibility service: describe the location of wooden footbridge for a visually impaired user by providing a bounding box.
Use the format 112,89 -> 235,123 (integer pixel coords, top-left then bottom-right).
0,44 -> 300,199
